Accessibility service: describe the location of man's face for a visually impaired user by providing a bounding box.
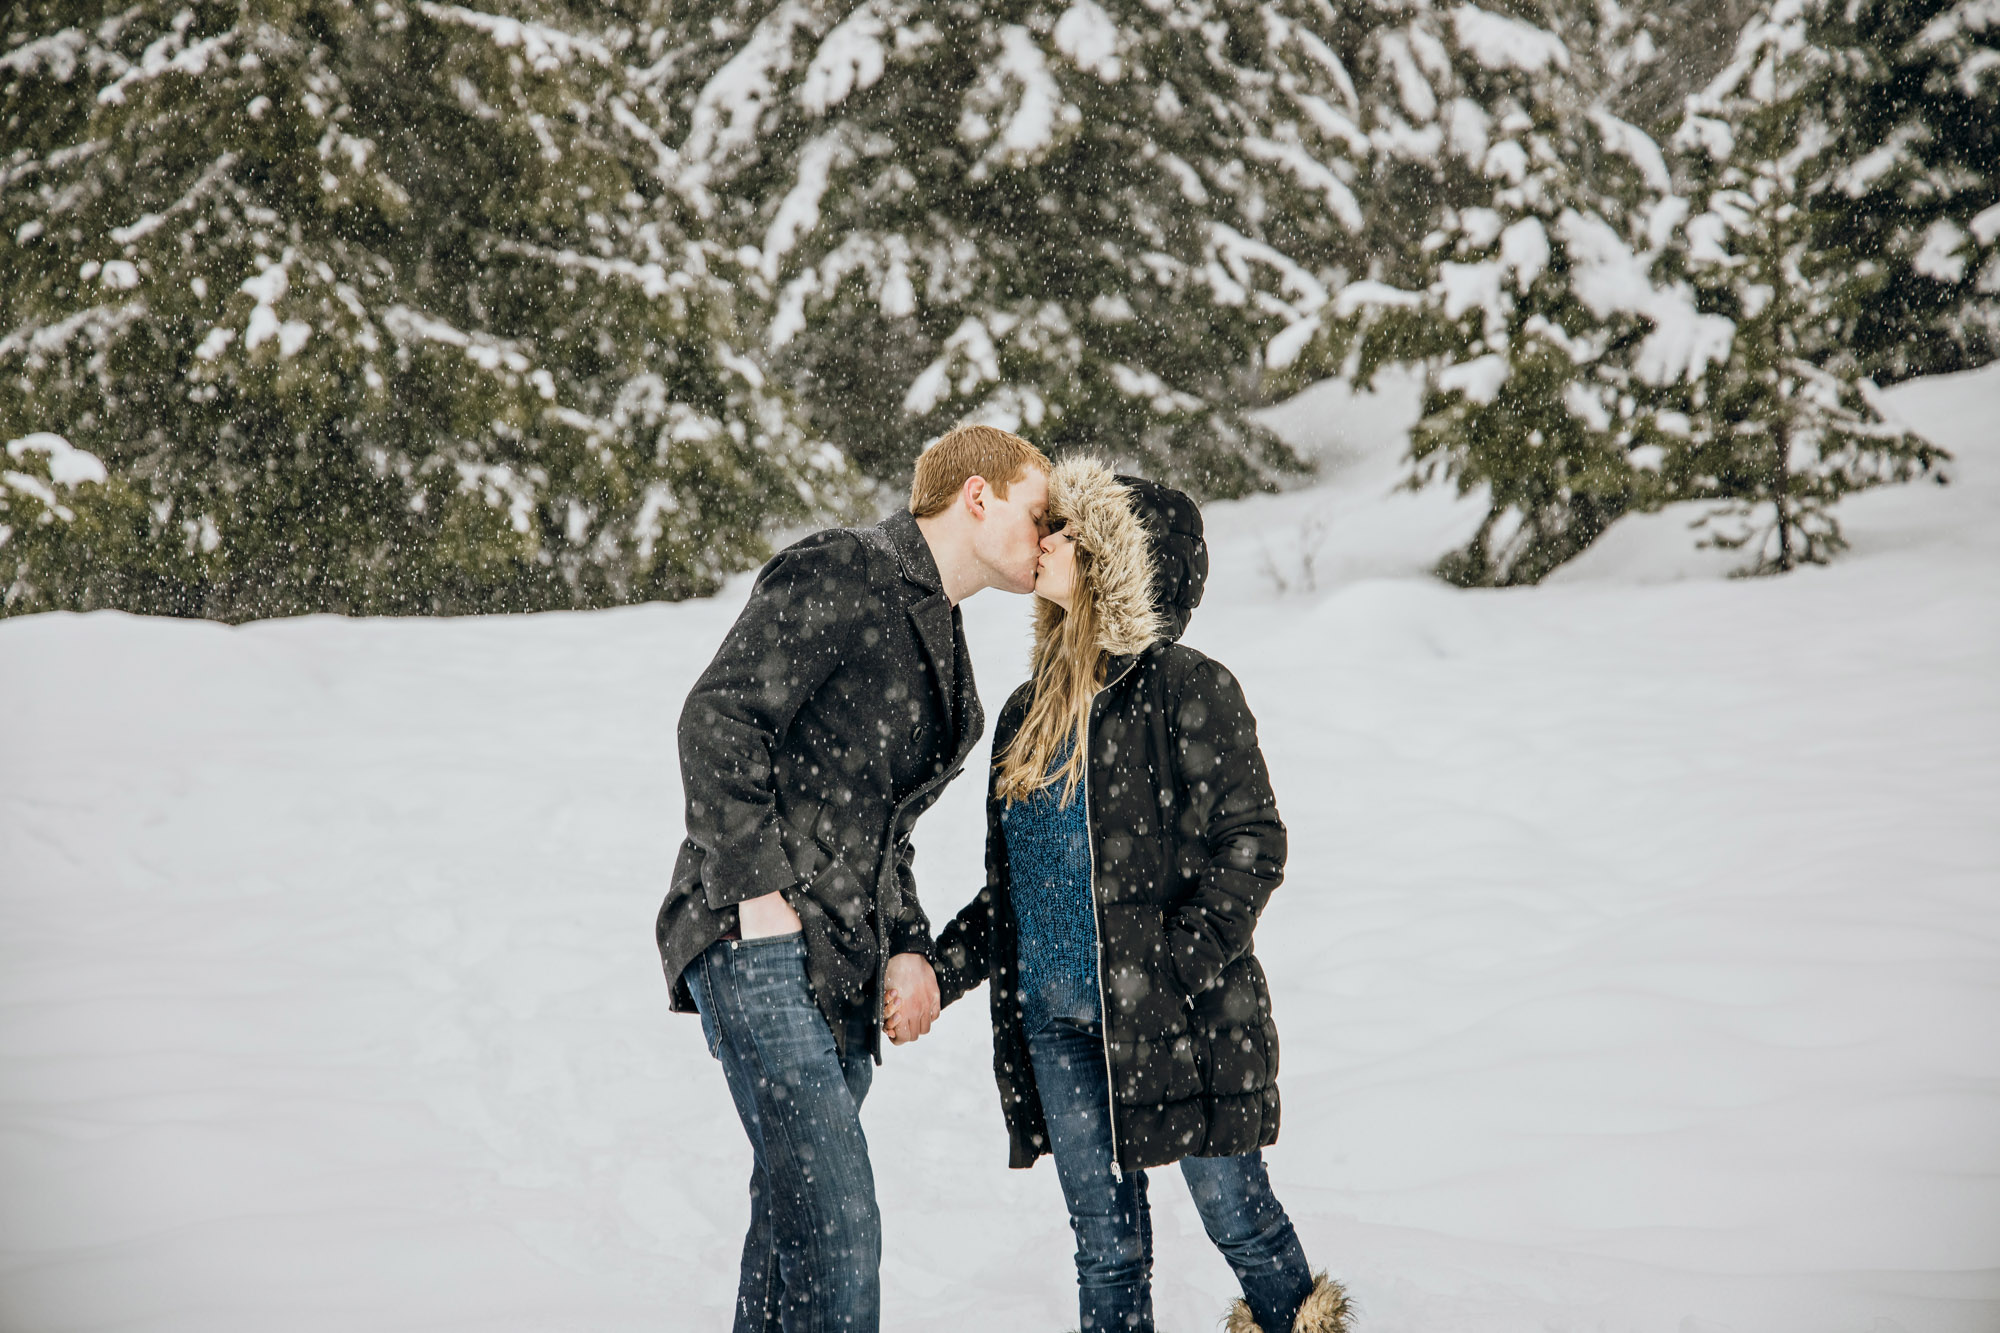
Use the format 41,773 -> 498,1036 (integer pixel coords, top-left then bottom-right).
972,465 -> 1050,595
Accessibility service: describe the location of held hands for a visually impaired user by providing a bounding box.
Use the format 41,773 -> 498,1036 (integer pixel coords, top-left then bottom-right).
881,952 -> 941,1045
736,892 -> 936,1045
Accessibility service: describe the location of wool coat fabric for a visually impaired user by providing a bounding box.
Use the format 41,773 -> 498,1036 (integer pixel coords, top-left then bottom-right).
656,509 -> 985,1060
935,461 -> 1288,1173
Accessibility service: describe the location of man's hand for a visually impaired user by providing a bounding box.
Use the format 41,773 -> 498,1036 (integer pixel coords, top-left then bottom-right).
738,890 -> 803,939
882,953 -> 940,1045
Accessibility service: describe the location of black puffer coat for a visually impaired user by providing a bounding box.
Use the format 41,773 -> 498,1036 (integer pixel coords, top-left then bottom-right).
657,510 -> 984,1060
935,463 -> 1286,1173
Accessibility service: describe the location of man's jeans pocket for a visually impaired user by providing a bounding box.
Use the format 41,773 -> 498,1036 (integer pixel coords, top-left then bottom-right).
689,932 -> 809,1059
688,954 -> 724,1058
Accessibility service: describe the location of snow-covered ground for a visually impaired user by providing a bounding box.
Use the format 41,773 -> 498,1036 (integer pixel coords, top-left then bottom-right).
3,366 -> 1996,1333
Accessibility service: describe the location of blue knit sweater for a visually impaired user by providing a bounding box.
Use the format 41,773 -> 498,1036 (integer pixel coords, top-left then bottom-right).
1001,744 -> 1101,1035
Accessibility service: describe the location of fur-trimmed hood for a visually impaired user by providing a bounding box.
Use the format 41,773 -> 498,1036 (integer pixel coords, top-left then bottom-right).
1116,471 -> 1208,643
1040,457 -> 1208,657
1041,457 -> 1161,657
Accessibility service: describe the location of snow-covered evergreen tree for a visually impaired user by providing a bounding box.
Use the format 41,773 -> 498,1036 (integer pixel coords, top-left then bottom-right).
1,0 -> 845,618
1277,2 -> 1718,584
1278,0 -> 1971,582
1604,0 -> 1761,130
1666,0 -> 1950,571
1795,0 -> 2000,383
634,0 -> 1377,494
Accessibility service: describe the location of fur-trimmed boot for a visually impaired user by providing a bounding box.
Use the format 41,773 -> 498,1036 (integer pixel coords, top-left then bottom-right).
1223,1273 -> 1353,1333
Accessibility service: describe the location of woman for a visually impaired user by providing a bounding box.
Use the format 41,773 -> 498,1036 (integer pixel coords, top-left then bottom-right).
925,458 -> 1350,1333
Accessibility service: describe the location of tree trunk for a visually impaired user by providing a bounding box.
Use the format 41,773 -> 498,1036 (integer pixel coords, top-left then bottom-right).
1770,416 -> 1793,572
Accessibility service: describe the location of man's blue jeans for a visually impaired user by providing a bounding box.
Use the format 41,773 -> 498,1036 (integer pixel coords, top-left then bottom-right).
688,933 -> 879,1333
1028,1018 -> 1315,1333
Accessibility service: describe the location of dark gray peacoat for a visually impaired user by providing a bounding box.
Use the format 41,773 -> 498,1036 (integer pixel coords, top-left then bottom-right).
655,509 -> 984,1060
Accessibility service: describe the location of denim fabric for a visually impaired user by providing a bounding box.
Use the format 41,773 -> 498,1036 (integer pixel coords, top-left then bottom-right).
1028,1019 -> 1314,1333
689,933 -> 880,1333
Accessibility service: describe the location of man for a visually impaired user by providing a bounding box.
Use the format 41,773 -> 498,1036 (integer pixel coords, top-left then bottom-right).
656,423 -> 1052,1333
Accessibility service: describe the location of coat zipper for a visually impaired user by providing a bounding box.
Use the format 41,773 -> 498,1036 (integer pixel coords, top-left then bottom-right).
873,742 -> 970,1063
1080,691 -> 1124,1181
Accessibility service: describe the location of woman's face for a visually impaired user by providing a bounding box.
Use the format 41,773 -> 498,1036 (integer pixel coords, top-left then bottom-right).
1033,527 -> 1077,609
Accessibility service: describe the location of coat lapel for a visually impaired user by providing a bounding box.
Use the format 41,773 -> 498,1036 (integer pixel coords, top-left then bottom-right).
876,509 -> 985,765
908,590 -> 959,739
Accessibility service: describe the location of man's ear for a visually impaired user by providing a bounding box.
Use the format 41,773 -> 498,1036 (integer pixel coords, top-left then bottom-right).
961,474 -> 989,518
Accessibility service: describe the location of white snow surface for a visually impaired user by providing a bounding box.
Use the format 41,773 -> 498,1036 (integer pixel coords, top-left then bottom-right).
416,4 -> 615,72
1053,0 -> 1122,82
988,26 -> 1071,161
1243,137 -> 1364,232
680,3 -> 813,179
5,432 -> 106,486
1914,218 -> 1971,283
1435,351 -> 1509,403
1558,210 -> 1737,385
1379,34 -> 1439,122
760,132 -> 847,282
799,5 -> 886,115
1450,4 -> 1570,72
1973,201 -> 2000,245
1588,109 -> 1673,193
3,366 -> 1998,1332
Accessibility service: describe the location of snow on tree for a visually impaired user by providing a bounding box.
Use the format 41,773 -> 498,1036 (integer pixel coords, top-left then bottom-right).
1665,0 -> 1951,572
1275,1 -> 1716,585
635,0 -> 1377,495
0,431 -> 154,606
5,0 -> 1978,610
0,0 -> 846,619
1276,0 -> 1972,582
1791,0 -> 2000,383
1604,0 -> 1763,130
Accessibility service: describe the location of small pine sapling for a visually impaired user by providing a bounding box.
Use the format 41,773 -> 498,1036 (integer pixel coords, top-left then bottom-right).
1667,0 -> 1950,573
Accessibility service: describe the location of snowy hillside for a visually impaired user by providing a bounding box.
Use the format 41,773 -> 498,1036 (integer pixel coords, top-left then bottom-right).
3,365 -> 1997,1333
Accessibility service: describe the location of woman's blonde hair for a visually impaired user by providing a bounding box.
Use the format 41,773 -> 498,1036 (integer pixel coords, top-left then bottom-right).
994,458 -> 1162,806
995,562 -> 1105,806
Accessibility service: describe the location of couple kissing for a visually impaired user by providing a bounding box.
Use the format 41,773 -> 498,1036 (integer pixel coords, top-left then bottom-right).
656,424 -> 1350,1333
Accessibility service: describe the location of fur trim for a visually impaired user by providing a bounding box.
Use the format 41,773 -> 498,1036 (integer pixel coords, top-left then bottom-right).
1223,1274 -> 1353,1333
1042,455 -> 1161,658
1293,1274 -> 1354,1333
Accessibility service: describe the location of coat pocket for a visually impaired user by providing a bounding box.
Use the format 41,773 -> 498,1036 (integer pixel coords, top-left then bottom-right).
790,894 -> 879,1010
1191,956 -> 1275,1099
777,811 -> 878,1009
1100,904 -> 1200,1108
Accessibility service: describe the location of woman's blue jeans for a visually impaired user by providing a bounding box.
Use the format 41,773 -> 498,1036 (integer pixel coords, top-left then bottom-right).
688,933 -> 879,1333
1028,1018 -> 1315,1333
